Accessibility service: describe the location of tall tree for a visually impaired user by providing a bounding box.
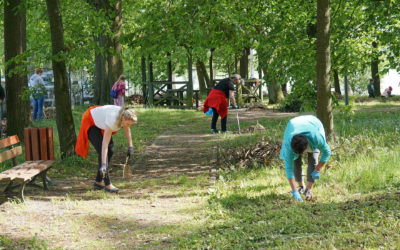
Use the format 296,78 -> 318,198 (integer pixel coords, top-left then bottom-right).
87,0 -> 123,105
46,0 -> 76,157
316,0 -> 333,139
333,69 -> 341,95
107,0 -> 123,93
371,41 -> 381,97
4,0 -> 30,140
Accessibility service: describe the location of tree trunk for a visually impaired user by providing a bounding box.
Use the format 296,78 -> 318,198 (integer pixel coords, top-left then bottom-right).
87,0 -> 122,105
46,0 -> 76,158
371,41 -> 381,97
333,69 -> 341,95
209,48 -> 214,84
316,0 -> 334,140
196,60 -> 207,93
93,34 -> 109,104
265,77 -> 284,104
107,0 -> 123,101
239,48 -> 250,80
4,0 -> 30,140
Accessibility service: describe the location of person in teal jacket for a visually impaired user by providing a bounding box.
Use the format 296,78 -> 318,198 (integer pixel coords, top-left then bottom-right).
279,115 -> 331,202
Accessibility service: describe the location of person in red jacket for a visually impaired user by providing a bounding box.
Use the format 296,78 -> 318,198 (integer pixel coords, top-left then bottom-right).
75,105 -> 137,193
203,74 -> 241,133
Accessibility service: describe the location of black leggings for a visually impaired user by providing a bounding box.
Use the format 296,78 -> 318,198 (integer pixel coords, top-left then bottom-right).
211,107 -> 227,131
87,126 -> 114,186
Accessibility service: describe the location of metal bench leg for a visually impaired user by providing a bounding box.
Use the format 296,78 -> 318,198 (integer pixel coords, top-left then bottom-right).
3,181 -> 26,203
41,170 -> 49,191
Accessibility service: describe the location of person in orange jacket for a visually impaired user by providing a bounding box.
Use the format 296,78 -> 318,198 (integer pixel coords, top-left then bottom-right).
75,105 -> 137,193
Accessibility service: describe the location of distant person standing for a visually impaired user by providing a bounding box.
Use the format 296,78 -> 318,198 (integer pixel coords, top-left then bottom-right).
112,75 -> 126,107
0,83 -> 4,138
29,68 -> 46,122
367,79 -> 375,98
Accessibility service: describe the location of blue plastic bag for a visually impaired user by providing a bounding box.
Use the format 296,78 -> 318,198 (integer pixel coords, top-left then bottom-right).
109,89 -> 118,99
205,108 -> 213,116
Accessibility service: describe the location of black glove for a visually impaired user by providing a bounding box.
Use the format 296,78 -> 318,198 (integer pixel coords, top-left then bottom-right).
127,146 -> 134,157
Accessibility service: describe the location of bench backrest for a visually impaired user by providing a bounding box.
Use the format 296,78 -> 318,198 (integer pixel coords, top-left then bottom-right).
24,127 -> 55,161
0,136 -> 23,164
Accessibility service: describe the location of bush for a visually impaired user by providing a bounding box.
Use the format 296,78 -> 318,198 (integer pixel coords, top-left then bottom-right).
279,81 -> 316,112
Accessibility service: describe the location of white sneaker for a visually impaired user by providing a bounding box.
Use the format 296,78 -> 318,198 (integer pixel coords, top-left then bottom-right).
305,189 -> 313,201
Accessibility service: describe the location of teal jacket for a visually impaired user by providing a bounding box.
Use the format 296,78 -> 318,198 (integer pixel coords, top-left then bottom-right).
279,115 -> 331,179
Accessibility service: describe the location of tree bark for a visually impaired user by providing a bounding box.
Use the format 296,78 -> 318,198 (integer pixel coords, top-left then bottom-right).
87,0 -> 123,104
46,0 -> 76,158
259,52 -> 284,104
371,41 -> 381,97
333,69 -> 341,95
239,48 -> 250,80
265,76 -> 284,104
316,0 -> 334,140
93,34 -> 109,104
4,0 -> 30,140
196,60 -> 207,93
107,0 -> 123,100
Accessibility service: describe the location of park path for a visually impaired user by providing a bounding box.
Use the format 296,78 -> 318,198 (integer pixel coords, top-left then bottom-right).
128,108 -> 298,182
0,108 -> 299,249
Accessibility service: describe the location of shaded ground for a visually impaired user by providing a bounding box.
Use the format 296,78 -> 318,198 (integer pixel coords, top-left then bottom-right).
0,108 -> 297,249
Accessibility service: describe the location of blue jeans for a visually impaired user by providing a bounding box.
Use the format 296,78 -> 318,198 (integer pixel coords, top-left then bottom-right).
33,95 -> 44,122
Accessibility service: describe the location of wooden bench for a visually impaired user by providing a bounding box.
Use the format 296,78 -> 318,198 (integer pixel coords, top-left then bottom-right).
0,127 -> 55,202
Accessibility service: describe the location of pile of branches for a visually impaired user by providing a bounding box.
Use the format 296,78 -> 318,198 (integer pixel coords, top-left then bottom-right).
127,94 -> 144,105
218,139 -> 280,169
44,107 -> 56,119
245,103 -> 268,111
241,123 -> 266,133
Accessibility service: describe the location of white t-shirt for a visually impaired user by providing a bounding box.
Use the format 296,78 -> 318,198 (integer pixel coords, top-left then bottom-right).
90,105 -> 122,131
29,74 -> 44,87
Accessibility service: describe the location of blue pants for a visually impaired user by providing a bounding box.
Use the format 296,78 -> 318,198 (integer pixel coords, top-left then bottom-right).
33,95 -> 44,122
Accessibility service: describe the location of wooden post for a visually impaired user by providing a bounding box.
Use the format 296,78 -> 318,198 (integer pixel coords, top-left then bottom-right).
24,128 -> 32,161
141,56 -> 147,106
237,82 -> 243,107
148,82 -> 154,106
47,127 -> 55,160
186,53 -> 193,108
209,48 -> 214,85
167,52 -> 172,105
30,128 -> 40,161
258,69 -> 263,101
148,55 -> 154,106
39,127 -> 48,160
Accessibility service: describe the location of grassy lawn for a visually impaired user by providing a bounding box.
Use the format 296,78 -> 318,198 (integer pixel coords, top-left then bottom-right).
0,105 -> 205,176
171,106 -> 400,248
1,102 -> 400,249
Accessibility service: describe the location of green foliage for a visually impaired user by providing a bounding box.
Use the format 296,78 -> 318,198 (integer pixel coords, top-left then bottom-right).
280,81 -> 316,112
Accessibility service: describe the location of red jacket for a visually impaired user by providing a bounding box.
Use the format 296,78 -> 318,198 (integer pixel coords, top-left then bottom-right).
203,89 -> 228,118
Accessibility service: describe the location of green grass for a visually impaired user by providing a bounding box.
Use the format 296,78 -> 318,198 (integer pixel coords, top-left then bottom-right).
1,103 -> 400,249
169,107 -> 400,248
0,105 -> 204,177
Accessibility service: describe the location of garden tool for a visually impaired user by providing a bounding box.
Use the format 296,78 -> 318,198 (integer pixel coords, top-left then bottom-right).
236,112 -> 241,134
122,155 -> 131,179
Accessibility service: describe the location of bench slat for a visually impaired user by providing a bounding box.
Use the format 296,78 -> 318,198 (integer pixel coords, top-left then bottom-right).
0,146 -> 23,163
0,136 -> 20,150
0,160 -> 54,182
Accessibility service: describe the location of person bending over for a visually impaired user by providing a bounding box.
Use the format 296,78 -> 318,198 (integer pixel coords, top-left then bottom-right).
75,105 -> 137,193
203,74 -> 240,133
279,115 -> 331,201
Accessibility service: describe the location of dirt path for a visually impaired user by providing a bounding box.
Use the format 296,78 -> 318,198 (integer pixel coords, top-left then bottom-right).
0,108 -> 297,249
